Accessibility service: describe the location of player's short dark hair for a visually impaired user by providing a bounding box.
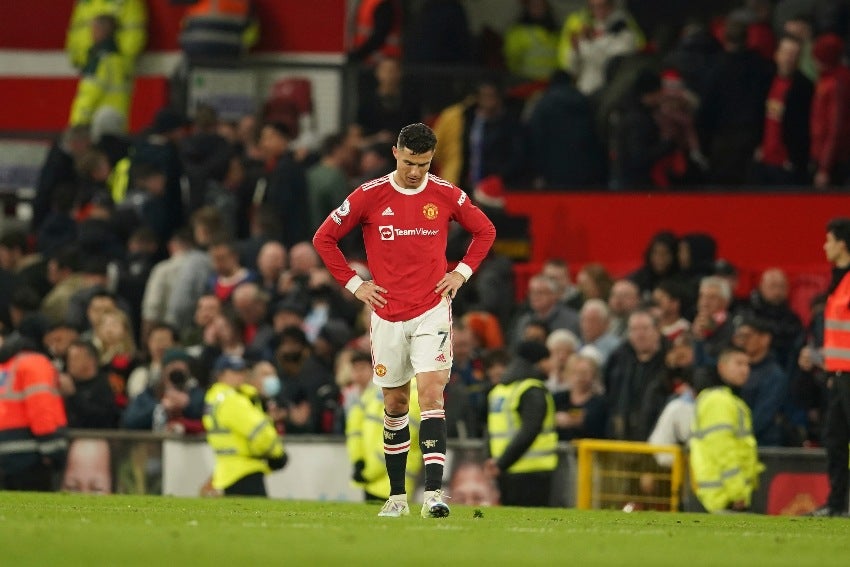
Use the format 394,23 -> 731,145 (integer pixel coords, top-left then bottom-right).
827,218 -> 850,250
397,123 -> 437,154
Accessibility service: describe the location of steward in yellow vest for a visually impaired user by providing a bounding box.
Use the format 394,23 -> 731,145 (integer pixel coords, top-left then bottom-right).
66,0 -> 148,71
69,15 -> 132,130
346,353 -> 422,501
203,355 -> 286,496
690,347 -> 764,513
485,341 -> 558,507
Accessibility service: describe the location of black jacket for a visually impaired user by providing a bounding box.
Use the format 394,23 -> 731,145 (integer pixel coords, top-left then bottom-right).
780,70 -> 814,173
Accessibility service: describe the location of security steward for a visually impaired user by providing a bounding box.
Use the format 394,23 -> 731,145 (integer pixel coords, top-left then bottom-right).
0,335 -> 69,491
484,341 -> 558,507
346,352 -> 422,501
815,218 -> 850,516
690,346 -> 764,513
203,355 -> 286,496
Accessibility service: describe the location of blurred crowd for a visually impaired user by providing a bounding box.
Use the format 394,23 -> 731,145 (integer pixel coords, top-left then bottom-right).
0,0 -> 841,461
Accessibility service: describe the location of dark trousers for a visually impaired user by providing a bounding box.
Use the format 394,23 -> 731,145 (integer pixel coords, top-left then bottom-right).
497,471 -> 553,507
224,472 -> 267,497
824,372 -> 850,511
0,462 -> 55,492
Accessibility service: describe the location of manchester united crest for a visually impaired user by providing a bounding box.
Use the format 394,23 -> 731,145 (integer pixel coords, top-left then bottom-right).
374,364 -> 387,377
422,203 -> 438,220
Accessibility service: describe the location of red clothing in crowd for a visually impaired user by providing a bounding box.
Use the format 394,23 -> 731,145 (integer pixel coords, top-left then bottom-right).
762,76 -> 792,167
313,172 -> 496,322
811,66 -> 850,172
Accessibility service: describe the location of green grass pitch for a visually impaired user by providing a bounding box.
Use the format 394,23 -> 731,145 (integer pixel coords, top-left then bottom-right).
1,493 -> 849,566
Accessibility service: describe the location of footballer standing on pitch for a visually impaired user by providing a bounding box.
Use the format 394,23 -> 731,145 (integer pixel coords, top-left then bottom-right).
314,123 -> 496,518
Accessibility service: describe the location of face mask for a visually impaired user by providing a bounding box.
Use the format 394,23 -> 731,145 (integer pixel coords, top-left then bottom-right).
262,375 -> 282,398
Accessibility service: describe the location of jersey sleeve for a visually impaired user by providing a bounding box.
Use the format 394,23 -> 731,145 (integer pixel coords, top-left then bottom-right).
450,188 -> 497,280
313,188 -> 367,293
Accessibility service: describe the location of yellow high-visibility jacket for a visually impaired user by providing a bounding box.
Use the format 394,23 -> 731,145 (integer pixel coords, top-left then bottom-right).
503,23 -> 559,81
69,39 -> 131,128
203,382 -> 285,490
557,8 -> 645,72
66,0 -> 148,70
690,386 -> 764,512
488,378 -> 558,474
345,382 -> 421,499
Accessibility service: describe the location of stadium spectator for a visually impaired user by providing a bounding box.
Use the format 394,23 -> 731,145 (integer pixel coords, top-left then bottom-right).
32,125 -> 91,234
0,230 -> 50,300
651,279 -> 691,342
737,268 -> 804,369
553,353 -> 607,441
356,57 -> 420,145
307,134 -> 354,235
165,207 -> 224,328
123,347 -> 204,433
544,328 -> 580,393
578,299 -> 621,366
557,0 -> 644,95
690,346 -> 765,513
205,239 -> 257,304
733,317 -> 791,446
140,228 -> 194,338
783,13 -> 817,81
405,0 -> 472,66
41,246 -> 86,325
485,340 -> 558,506
628,232 -> 680,297
181,294 -> 222,348
203,355 -> 286,497
540,258 -> 582,311
810,34 -> 850,189
604,310 -> 668,441
526,70 -> 605,189
752,34 -> 813,186
43,322 -> 81,372
574,263 -> 614,308
677,233 -> 717,305
126,322 -> 177,399
607,279 -> 640,338
92,308 -> 137,408
231,283 -> 274,355
273,325 -> 316,435
700,18 -> 773,185
180,104 -> 233,214
513,275 -> 580,345
445,323 -> 488,439
257,122 -> 309,248
693,276 -> 735,368
59,340 -> 119,429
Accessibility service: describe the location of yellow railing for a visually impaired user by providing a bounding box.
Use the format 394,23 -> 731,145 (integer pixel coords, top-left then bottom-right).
574,439 -> 685,512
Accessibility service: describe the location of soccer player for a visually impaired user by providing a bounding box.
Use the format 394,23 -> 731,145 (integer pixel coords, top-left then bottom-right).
314,123 -> 496,518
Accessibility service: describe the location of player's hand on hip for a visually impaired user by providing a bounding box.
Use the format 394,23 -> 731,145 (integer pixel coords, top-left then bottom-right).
355,280 -> 388,309
435,271 -> 465,299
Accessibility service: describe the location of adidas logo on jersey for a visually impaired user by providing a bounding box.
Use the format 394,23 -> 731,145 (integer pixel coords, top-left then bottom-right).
382,207 -> 394,216
435,353 -> 447,363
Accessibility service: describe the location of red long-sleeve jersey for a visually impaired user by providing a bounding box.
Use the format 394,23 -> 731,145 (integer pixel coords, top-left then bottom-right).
313,172 -> 496,322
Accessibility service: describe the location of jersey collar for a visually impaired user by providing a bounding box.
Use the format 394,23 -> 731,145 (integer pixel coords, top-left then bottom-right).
390,171 -> 427,195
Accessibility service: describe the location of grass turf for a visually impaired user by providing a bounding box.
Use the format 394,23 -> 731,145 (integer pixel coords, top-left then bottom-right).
1,493 -> 849,566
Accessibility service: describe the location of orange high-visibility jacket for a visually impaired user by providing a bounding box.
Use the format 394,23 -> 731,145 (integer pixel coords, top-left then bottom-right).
0,352 -> 68,475
825,271 -> 850,372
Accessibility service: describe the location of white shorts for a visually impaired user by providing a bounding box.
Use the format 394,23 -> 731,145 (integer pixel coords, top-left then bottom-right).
370,298 -> 453,388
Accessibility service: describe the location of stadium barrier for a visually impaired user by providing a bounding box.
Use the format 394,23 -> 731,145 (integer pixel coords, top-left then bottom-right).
60,430 -> 830,514
574,439 -> 685,512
